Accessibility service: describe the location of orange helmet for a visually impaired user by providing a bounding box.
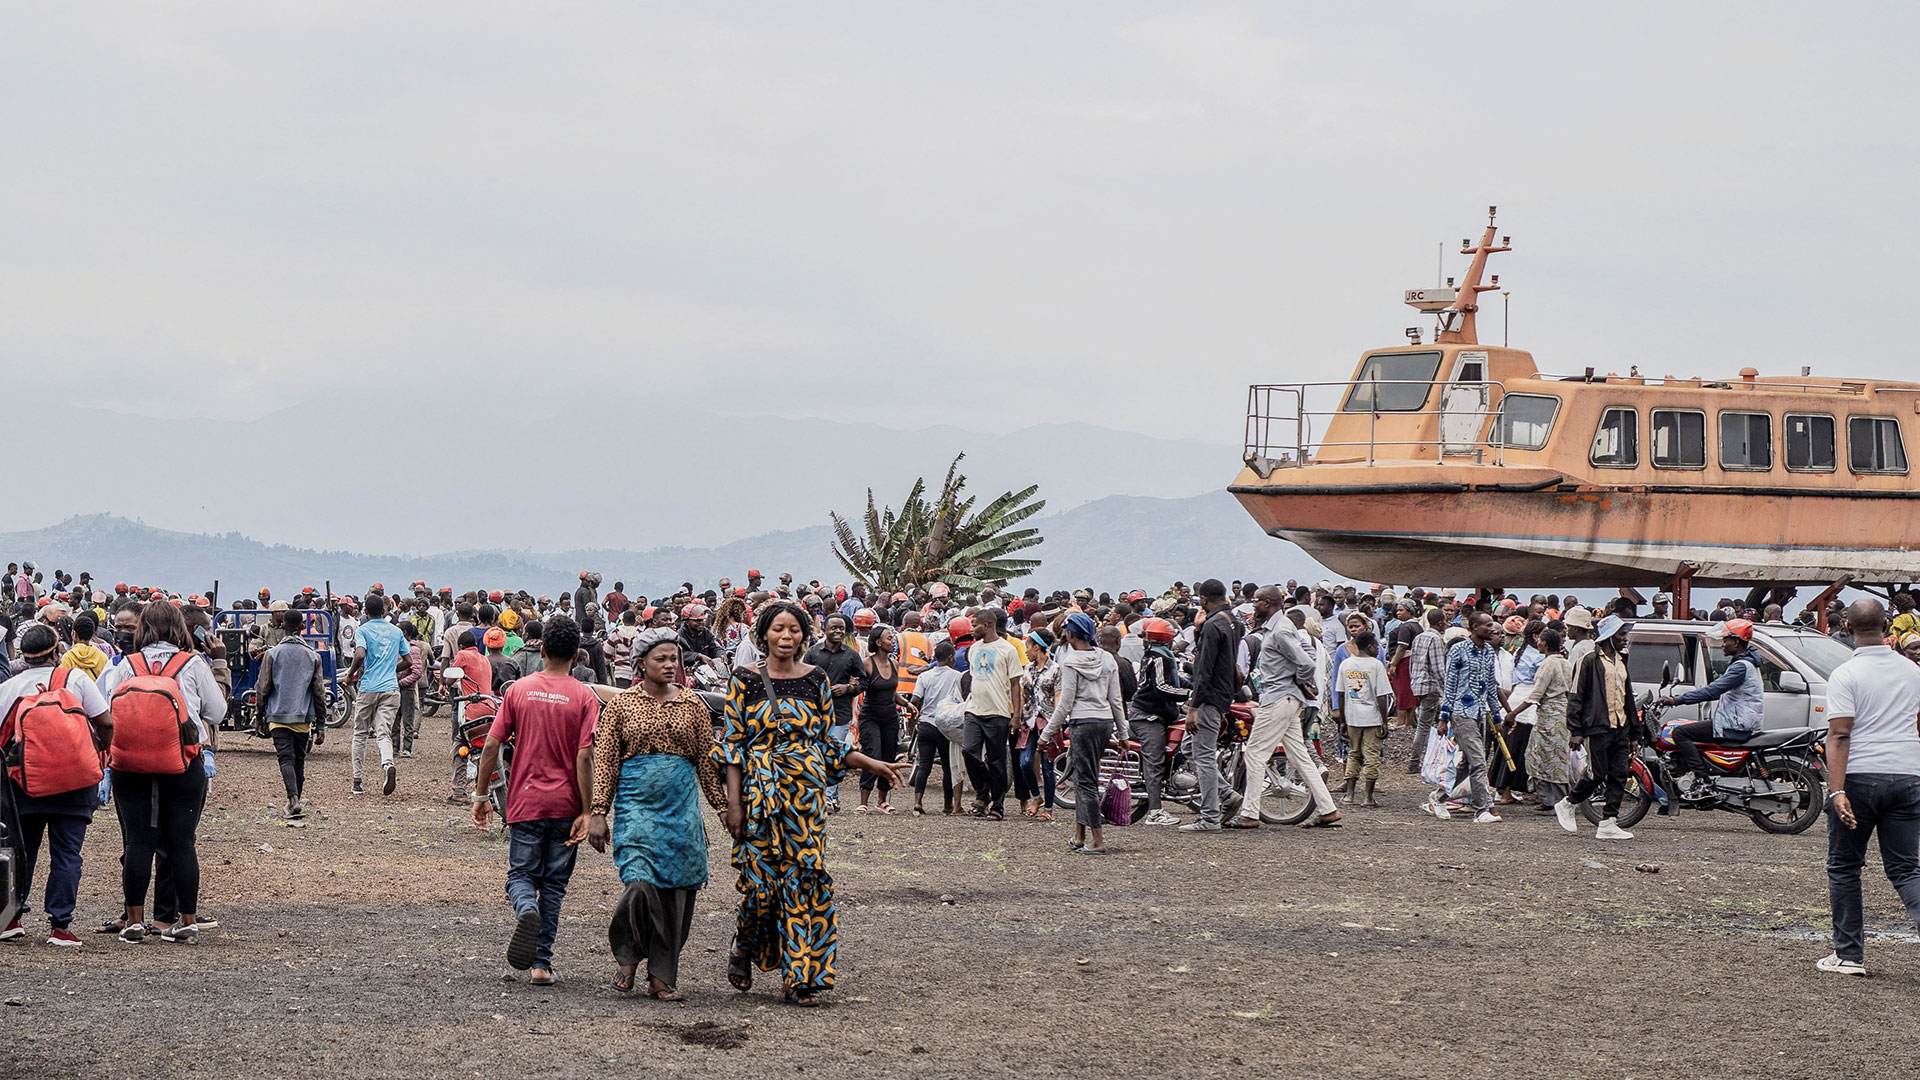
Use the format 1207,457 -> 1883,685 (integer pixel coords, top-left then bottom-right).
1723,618 -> 1754,641
947,616 -> 974,641
1139,617 -> 1176,643
852,608 -> 878,630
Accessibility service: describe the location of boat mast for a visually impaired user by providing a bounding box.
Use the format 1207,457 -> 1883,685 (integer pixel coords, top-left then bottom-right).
1435,206 -> 1511,345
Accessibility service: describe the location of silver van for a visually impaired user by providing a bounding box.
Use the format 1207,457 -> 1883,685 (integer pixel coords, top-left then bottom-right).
1623,619 -> 1853,731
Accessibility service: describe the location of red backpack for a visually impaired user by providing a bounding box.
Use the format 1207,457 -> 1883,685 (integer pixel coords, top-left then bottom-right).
108,652 -> 200,775
2,668 -> 105,798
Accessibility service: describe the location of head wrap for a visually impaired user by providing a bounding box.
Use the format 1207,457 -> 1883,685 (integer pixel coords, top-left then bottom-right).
1063,611 -> 1099,643
632,626 -> 680,662
1502,615 -> 1527,634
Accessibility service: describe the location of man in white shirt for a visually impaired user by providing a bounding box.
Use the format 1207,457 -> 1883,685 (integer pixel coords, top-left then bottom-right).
1818,598 -> 1920,976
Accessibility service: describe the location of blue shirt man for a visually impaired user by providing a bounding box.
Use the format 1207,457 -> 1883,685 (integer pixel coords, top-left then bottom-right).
356,616 -> 408,693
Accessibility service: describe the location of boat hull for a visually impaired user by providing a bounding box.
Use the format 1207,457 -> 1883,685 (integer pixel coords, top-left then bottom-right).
1231,481 -> 1920,587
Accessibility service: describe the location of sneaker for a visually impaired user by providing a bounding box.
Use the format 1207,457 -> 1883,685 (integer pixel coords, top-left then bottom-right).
195,918 -> 219,929
1142,809 -> 1179,826
0,918 -> 23,941
447,794 -> 472,805
400,749 -> 413,758
1425,792 -> 1452,820
350,780 -> 365,795
1473,810 -> 1502,824
507,909 -> 541,971
1554,798 -> 1579,833
382,762 -> 398,796
826,799 -> 841,815
1816,953 -> 1867,976
46,928 -> 81,947
1595,818 -> 1634,840
1178,820 -> 1221,832
158,922 -> 197,944
118,924 -> 146,944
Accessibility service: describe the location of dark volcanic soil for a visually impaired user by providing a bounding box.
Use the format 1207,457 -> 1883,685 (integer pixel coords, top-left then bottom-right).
4,721 -> 1915,1080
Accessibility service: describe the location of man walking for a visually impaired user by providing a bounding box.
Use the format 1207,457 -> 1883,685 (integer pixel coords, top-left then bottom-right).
345,594 -> 411,796
1428,611 -> 1505,824
471,616 -> 598,987
1234,586 -> 1338,830
1816,598 -> 1920,976
1560,614 -> 1638,839
1407,608 -> 1447,772
803,613 -> 865,813
959,606 -> 1025,820
1182,579 -> 1240,832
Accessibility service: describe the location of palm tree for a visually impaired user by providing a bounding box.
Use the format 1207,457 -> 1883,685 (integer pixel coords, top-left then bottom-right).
830,453 -> 1044,591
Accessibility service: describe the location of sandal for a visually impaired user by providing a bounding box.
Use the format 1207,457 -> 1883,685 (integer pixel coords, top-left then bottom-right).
854,804 -> 868,815
1036,810 -> 1053,822
613,967 -> 637,994
783,988 -> 820,1008
647,986 -> 684,1001
878,803 -> 896,815
93,917 -> 129,935
985,808 -> 1005,821
727,944 -> 753,992
1067,840 -> 1084,852
1022,801 -> 1038,819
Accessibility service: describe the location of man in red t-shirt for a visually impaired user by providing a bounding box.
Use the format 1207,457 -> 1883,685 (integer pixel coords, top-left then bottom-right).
471,617 -> 600,985
603,582 -> 629,620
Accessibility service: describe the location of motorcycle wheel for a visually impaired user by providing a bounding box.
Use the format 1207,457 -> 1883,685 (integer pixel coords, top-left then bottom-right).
1749,759 -> 1823,835
324,698 -> 350,729
421,694 -> 443,718
1227,750 -> 1317,825
1051,749 -> 1076,811
1579,770 -> 1654,828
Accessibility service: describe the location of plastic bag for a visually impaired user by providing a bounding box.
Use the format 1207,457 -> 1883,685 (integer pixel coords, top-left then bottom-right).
1570,745 -> 1590,783
1420,734 -> 1460,789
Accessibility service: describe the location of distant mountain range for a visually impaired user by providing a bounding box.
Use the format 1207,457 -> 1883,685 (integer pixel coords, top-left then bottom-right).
0,493 -> 1333,601
6,402 -> 1239,556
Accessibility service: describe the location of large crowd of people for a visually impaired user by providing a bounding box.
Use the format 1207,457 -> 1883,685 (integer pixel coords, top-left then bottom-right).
4,561 -> 1919,987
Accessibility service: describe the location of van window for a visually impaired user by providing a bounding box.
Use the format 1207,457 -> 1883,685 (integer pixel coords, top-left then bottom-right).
1707,642 -> 1792,692
1785,414 -> 1836,472
1718,412 -> 1771,471
1590,407 -> 1637,467
1496,394 -> 1560,450
1651,409 -> 1707,469
1848,416 -> 1908,475
1343,351 -> 1442,412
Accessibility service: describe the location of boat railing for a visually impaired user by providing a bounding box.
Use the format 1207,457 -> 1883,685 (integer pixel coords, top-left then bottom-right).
1243,380 -> 1515,476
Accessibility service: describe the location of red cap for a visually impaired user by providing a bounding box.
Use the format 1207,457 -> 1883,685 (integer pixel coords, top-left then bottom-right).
114,582 -> 127,593
440,587 -> 452,595
733,587 -> 747,597
303,587 -> 317,595
488,590 -> 503,602
748,569 -> 762,577
37,597 -> 50,608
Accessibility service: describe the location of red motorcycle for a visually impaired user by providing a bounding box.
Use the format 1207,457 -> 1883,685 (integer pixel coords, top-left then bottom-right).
1050,701 -> 1328,825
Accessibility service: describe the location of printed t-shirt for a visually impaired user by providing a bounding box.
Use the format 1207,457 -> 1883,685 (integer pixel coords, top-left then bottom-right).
964,637 -> 1026,718
487,672 -> 600,823
356,617 -> 408,693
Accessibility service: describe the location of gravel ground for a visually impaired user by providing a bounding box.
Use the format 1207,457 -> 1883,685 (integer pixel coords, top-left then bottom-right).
4,720 -> 1915,1080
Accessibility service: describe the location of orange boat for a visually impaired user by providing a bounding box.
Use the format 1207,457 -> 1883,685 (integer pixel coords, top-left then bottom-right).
1230,207 -> 1920,608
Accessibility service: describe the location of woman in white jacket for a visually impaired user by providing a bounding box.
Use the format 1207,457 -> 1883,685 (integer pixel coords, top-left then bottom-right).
1041,612 -> 1128,854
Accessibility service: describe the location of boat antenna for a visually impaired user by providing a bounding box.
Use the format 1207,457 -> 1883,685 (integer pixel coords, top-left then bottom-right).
1435,206 -> 1512,346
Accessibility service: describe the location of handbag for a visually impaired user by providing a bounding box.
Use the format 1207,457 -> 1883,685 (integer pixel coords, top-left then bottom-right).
1101,771 -> 1134,827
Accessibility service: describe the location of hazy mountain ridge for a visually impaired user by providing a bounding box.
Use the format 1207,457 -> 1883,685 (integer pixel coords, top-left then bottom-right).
0,493 -> 1332,600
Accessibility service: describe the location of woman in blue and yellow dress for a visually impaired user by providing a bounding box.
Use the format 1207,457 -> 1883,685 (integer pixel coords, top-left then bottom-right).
716,600 -> 907,1006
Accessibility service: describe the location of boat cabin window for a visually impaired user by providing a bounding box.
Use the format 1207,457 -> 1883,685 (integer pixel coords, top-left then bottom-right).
1651,409 -> 1707,470
1589,407 -> 1637,468
1342,351 -> 1442,412
1495,394 -> 1560,450
1785,414 -> 1836,472
1718,411 -> 1772,471
1848,416 -> 1909,475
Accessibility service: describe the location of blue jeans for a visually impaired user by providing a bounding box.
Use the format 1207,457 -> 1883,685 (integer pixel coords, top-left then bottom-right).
18,815 -> 88,928
1827,772 -> 1920,963
828,723 -> 850,803
507,818 -> 579,969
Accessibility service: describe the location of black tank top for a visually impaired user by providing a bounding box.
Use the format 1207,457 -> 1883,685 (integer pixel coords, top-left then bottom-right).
860,658 -> 899,723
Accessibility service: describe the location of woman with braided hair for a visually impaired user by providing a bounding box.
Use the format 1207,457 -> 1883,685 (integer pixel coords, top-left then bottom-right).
715,600 -> 907,1006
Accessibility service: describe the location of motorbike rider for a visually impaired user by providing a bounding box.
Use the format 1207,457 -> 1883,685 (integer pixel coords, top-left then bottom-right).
1655,618 -> 1766,800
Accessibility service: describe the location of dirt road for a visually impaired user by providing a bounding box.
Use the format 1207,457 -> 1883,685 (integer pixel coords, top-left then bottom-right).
3,722 -> 1912,1080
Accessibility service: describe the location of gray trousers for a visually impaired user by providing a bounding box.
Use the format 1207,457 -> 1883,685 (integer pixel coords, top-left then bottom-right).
350,690 -> 400,780
1446,712 -> 1494,811
1129,709 -> 1172,810
1192,705 -> 1224,826
1408,691 -> 1441,772
1069,722 -> 1113,828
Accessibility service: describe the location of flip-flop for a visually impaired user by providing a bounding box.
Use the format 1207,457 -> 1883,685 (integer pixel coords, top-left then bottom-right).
647,987 -> 684,1001
613,968 -> 637,993
783,988 -> 820,1008
1080,846 -> 1109,856
529,970 -> 556,987
911,807 -> 926,816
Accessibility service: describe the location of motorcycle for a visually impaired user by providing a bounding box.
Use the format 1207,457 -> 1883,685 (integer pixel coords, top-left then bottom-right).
1578,696 -> 1824,834
445,666 -> 509,823
1050,700 -> 1328,826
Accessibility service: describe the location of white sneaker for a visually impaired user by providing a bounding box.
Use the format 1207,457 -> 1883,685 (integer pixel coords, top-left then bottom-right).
1142,809 -> 1178,826
1595,818 -> 1633,840
1554,798 -> 1579,833
1425,792 -> 1451,820
1816,953 -> 1867,976
1473,810 -> 1502,824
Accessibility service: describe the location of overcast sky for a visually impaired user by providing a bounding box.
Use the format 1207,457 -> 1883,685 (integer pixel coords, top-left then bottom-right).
4,2 -> 1916,441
